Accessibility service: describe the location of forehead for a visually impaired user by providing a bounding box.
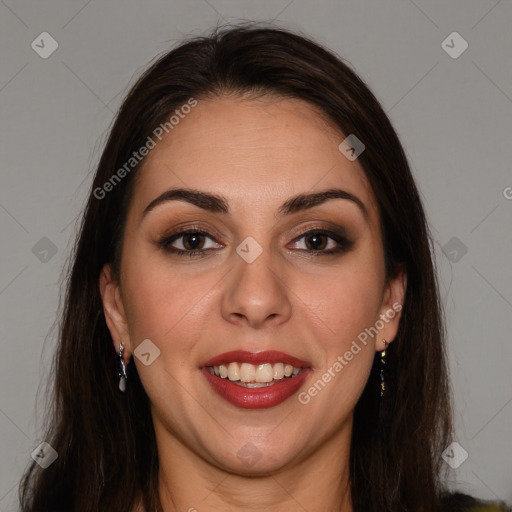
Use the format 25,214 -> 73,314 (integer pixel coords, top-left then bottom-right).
131,95 -> 377,221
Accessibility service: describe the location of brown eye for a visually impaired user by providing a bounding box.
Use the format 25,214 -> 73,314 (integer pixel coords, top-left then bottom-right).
158,229 -> 221,257
304,232 -> 329,251
181,232 -> 206,250
290,229 -> 353,255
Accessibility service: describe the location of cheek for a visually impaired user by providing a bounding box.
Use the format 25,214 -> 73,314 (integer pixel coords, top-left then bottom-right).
122,262 -> 214,347
120,261 -> 213,415
299,284 -> 378,421
297,253 -> 383,408
306,253 -> 384,347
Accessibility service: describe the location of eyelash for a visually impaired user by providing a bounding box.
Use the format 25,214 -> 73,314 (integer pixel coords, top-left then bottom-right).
157,227 -> 353,258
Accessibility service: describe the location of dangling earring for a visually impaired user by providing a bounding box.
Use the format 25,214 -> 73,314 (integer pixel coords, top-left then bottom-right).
379,339 -> 388,398
118,342 -> 128,392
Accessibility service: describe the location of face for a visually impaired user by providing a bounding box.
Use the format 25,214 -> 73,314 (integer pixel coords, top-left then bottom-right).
100,95 -> 406,475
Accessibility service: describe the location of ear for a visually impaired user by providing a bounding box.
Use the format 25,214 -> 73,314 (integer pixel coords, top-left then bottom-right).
99,264 -> 132,360
375,267 -> 407,352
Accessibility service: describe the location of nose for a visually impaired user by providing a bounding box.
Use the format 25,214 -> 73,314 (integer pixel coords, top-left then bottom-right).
221,243 -> 292,329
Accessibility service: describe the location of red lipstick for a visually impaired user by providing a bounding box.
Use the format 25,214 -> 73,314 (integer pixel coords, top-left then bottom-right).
201,350 -> 311,409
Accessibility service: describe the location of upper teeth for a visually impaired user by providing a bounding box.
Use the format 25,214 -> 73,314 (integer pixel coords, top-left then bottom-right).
208,362 -> 302,382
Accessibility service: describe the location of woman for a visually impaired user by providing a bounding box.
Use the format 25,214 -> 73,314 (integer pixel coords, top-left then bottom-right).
18,23 -> 510,512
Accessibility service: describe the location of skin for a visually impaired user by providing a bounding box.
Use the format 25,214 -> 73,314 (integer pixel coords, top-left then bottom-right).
100,95 -> 406,512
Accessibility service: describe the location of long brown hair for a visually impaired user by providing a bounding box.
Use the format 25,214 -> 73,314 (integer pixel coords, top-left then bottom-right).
20,22 -> 459,511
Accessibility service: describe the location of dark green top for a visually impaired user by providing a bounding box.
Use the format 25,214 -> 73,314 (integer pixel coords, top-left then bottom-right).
471,506 -> 511,511
471,503 -> 510,512
441,492 -> 511,511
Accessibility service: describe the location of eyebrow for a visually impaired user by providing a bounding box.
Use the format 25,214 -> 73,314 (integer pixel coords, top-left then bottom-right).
142,187 -> 368,221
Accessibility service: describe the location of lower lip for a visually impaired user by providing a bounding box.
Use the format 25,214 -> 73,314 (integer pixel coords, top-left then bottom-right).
201,367 -> 311,409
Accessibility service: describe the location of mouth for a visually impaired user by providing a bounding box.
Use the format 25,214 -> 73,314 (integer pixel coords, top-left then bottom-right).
201,350 -> 311,409
205,361 -> 305,387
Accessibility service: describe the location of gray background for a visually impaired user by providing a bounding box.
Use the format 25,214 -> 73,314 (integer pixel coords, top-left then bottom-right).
1,0 -> 511,509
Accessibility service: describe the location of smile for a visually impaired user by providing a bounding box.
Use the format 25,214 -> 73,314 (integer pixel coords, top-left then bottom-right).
201,351 -> 311,409
206,362 -> 304,387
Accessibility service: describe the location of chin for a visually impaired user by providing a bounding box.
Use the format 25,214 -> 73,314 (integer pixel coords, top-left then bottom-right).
209,439 -> 301,475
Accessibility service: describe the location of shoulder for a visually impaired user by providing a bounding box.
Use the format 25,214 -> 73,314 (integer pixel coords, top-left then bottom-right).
440,491 -> 511,512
